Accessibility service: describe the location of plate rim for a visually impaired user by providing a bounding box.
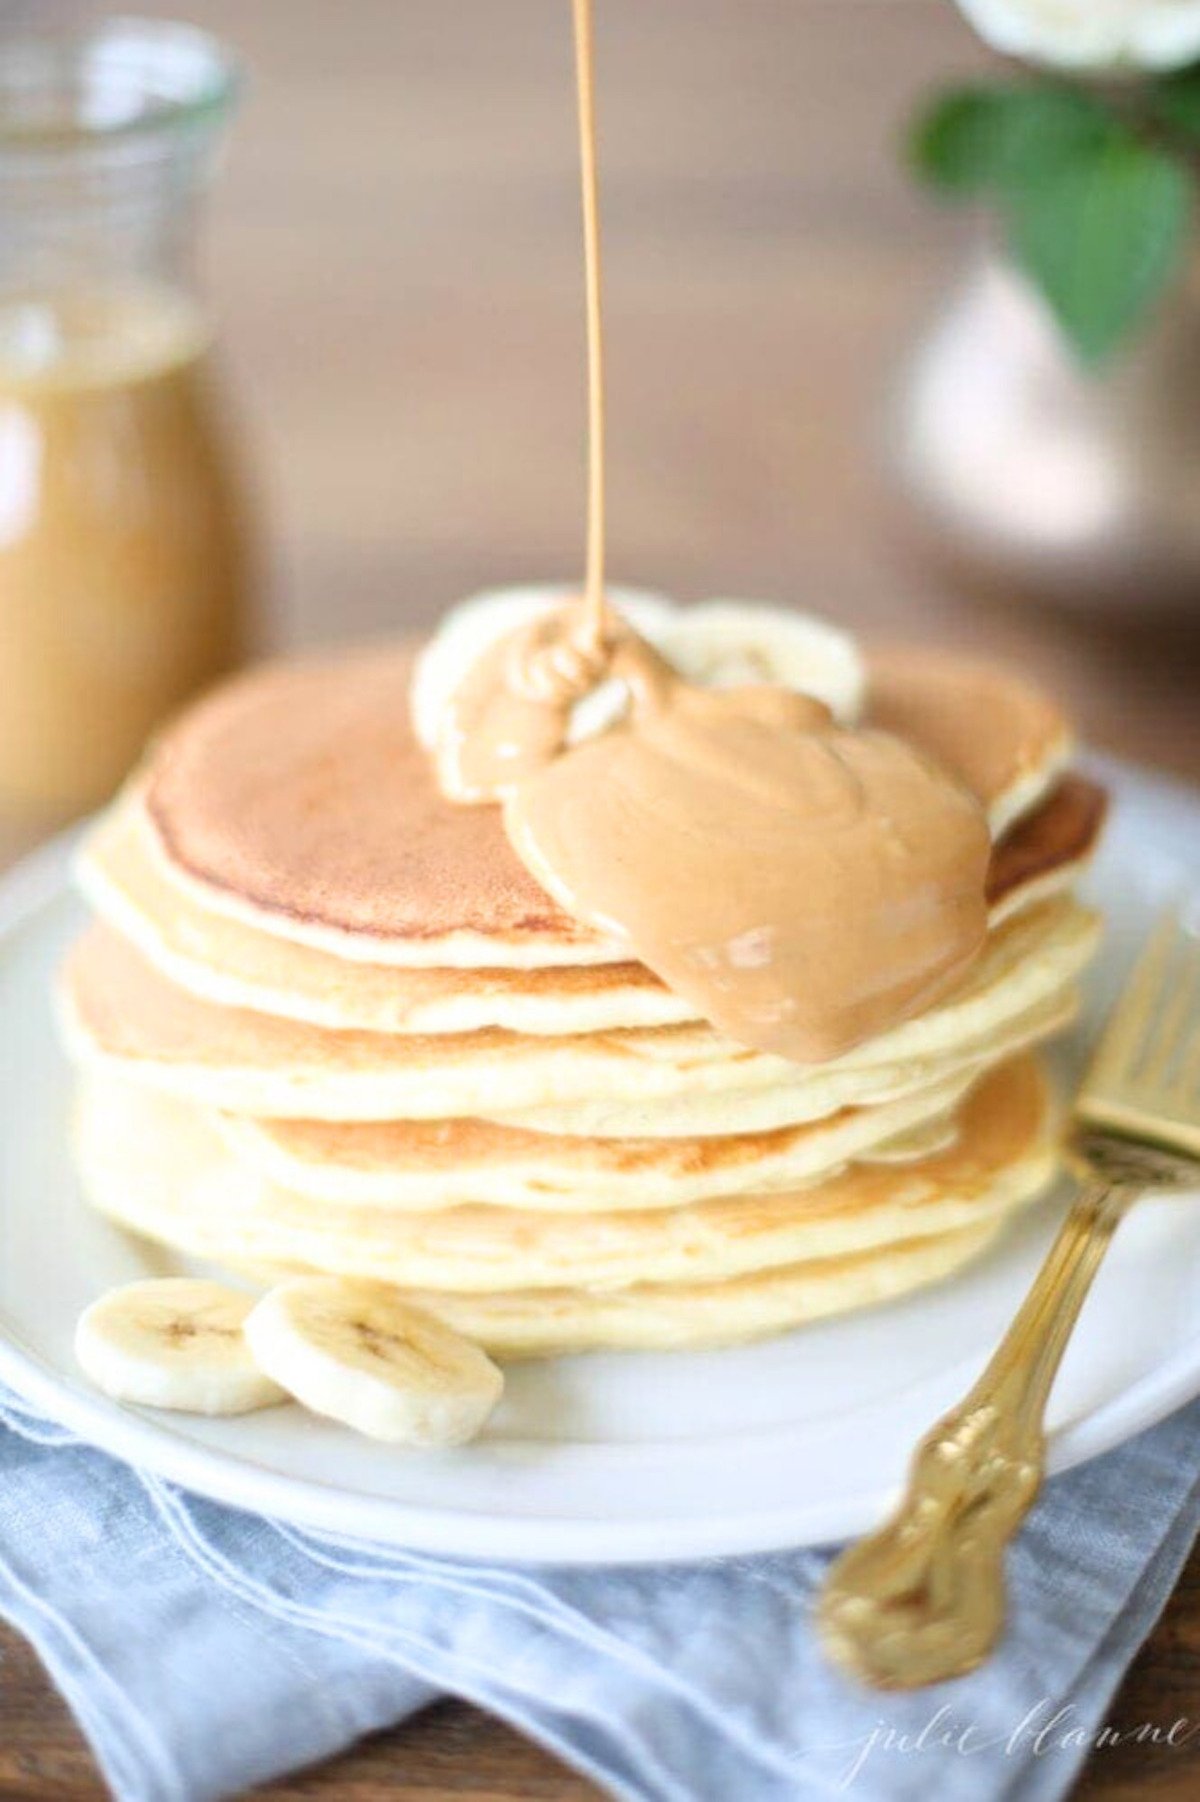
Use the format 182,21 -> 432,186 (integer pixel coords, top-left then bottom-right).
1,762 -> 1198,1564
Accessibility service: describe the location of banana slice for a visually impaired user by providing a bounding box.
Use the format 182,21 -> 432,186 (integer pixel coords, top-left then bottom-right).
410,583 -> 676,750
75,1278 -> 286,1415
411,589 -> 864,758
656,601 -> 863,723
244,1277 -> 504,1445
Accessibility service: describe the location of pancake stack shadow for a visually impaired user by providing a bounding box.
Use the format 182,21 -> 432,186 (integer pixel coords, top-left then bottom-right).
59,644 -> 1105,1358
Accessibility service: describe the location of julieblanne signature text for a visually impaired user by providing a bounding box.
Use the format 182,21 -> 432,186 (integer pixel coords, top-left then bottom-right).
831,1700 -> 1200,1788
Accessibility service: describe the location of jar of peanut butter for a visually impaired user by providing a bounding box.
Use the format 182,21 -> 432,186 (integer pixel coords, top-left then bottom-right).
0,19 -> 252,842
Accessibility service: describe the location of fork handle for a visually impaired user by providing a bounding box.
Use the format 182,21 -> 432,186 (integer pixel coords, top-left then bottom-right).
817,1174 -> 1136,1690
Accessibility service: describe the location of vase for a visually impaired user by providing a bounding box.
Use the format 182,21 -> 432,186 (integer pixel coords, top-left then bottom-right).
890,252 -> 1200,617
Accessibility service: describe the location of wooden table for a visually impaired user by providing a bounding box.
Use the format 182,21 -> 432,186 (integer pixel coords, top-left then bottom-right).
3,2 -> 1199,1796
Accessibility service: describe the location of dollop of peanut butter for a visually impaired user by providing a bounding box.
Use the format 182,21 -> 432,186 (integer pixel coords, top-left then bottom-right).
434,605 -> 615,803
433,613 -> 993,1064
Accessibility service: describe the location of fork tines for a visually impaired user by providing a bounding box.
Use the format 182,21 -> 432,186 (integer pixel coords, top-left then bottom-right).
1077,908 -> 1200,1161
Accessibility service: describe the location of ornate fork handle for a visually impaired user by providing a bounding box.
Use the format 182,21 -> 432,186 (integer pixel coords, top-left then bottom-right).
816,1143 -> 1190,1690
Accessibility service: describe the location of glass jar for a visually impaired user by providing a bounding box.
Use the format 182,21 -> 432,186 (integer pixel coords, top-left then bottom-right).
0,18 -> 253,840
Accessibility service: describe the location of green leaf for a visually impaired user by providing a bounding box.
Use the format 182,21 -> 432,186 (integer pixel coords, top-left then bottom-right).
909,88 -> 1012,194
1004,133 -> 1191,364
910,83 -> 1110,197
1150,68 -> 1200,140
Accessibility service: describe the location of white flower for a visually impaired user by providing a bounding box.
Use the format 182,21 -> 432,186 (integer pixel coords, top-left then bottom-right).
955,0 -> 1200,71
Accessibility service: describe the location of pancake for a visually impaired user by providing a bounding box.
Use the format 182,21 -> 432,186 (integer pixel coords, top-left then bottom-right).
59,897 -> 1098,1125
79,774 -> 1105,1036
73,1057 -> 1054,1308
213,1066 -> 985,1212
397,1218 -> 1014,1355
480,986 -> 1075,1137
222,1217 -> 1016,1354
136,639 -> 1080,970
141,646 -> 622,969
868,647 -> 1073,838
78,801 -> 691,1035
215,994 -> 1074,1209
987,774 -> 1106,924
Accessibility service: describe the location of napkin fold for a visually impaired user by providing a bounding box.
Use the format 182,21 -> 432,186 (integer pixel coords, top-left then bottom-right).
1,1385 -> 1198,1802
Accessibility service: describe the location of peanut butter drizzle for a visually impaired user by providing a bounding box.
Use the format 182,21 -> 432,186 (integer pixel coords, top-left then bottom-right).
435,606 -> 611,805
435,618 -> 993,1063
427,0 -> 994,1063
573,0 -> 609,652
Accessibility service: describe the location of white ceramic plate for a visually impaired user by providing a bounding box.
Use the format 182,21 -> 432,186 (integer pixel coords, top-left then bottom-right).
1,757 -> 1198,1564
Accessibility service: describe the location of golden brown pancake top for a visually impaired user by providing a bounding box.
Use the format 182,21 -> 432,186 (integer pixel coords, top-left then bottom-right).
145,647 -> 590,946
143,640 -> 1090,950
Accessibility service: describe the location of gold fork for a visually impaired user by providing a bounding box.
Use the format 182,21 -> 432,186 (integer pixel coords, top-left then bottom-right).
817,907 -> 1200,1691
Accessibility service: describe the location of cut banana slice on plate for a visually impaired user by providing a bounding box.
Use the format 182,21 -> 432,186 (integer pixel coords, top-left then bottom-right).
75,1278 -> 286,1416
245,1277 -> 504,1445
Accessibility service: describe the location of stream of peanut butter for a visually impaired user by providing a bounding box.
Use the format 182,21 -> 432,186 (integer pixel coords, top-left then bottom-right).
428,1 -> 994,1064
573,0 -> 608,652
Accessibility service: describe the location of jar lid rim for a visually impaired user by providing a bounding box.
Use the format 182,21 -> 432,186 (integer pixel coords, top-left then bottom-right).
0,16 -> 239,152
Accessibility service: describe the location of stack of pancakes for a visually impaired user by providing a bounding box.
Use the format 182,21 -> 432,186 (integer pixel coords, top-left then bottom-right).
60,640 -> 1105,1356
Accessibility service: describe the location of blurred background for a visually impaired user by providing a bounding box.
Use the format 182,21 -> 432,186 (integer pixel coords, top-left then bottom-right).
0,0 -> 1196,853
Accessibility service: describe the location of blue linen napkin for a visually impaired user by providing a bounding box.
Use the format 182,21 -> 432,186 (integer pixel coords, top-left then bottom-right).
2,1386 -> 1199,1802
